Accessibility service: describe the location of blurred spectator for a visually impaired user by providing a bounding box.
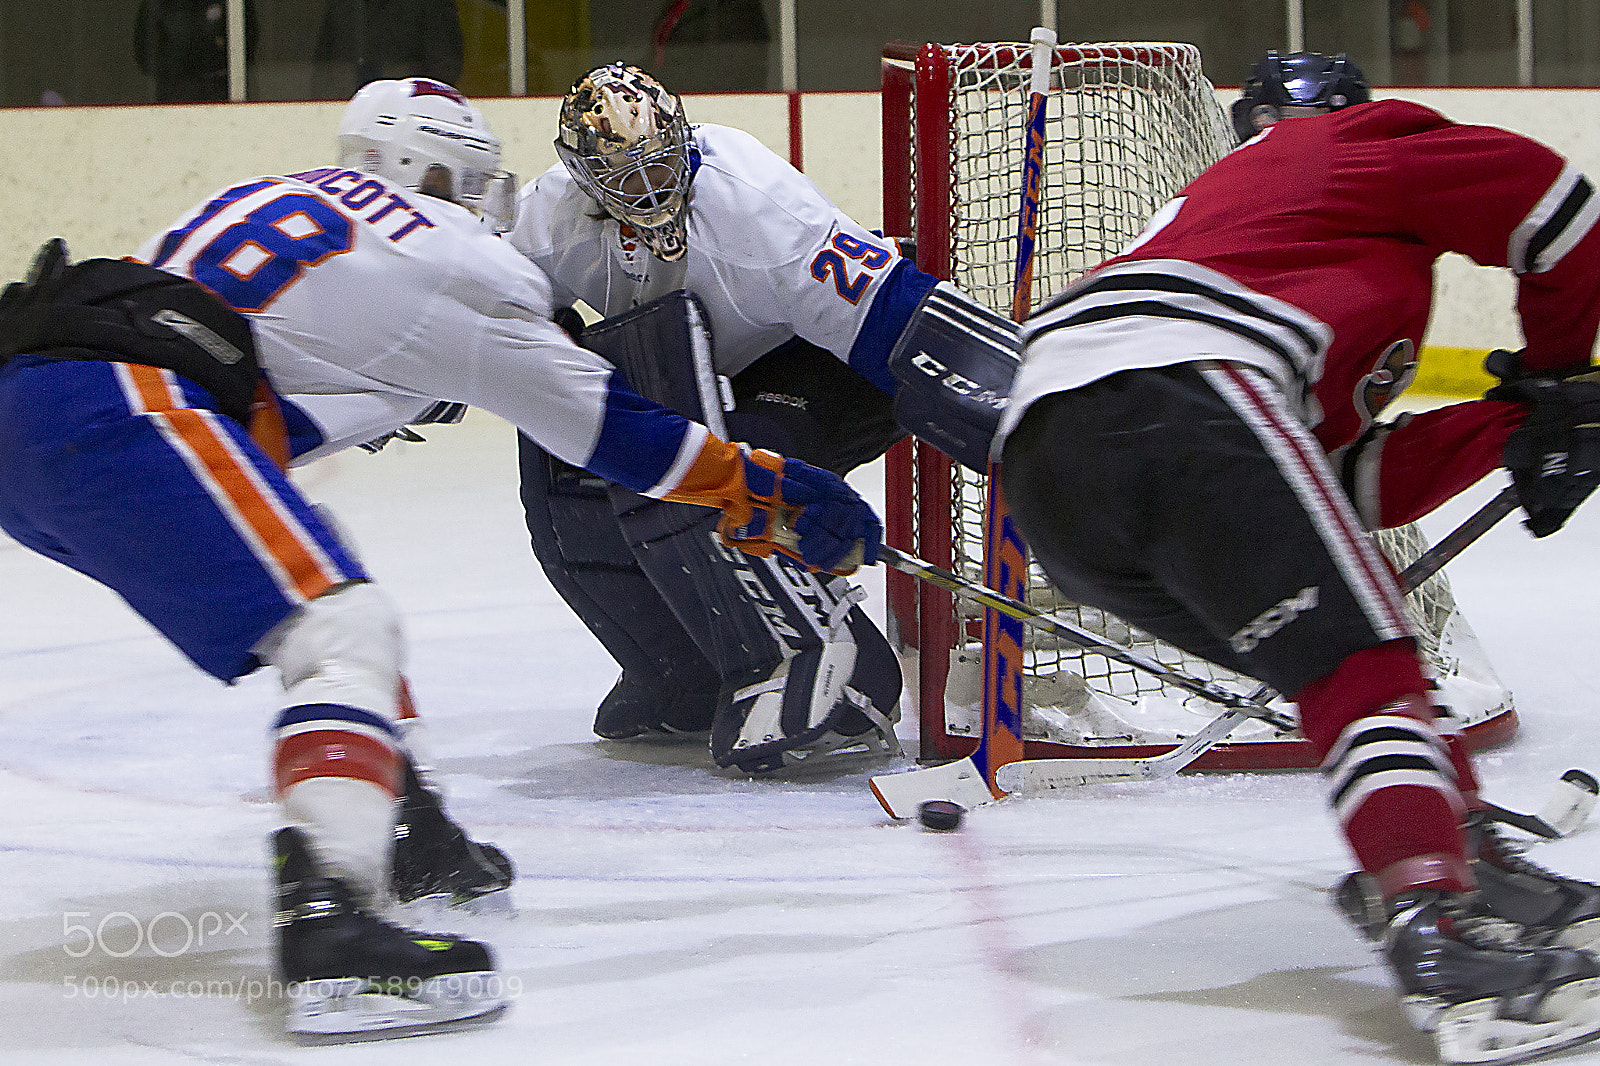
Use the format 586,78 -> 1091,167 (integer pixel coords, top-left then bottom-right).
651,0 -> 770,91
314,0 -> 465,98
134,0 -> 258,102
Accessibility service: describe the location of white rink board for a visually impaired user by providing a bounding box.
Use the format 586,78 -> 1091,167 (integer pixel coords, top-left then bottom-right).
0,85 -> 1596,353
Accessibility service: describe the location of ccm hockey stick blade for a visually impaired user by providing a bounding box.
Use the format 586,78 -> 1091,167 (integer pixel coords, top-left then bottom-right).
1481,769 -> 1599,839
870,755 -> 997,819
994,709 -> 1256,792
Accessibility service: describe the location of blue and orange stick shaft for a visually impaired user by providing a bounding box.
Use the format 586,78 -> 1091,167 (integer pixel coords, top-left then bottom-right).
975,27 -> 1056,796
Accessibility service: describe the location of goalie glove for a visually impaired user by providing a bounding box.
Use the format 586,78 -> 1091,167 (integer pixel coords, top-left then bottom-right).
663,441 -> 881,575
1486,348 -> 1600,537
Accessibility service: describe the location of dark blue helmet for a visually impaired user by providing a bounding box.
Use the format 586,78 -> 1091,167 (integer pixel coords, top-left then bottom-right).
1231,50 -> 1371,143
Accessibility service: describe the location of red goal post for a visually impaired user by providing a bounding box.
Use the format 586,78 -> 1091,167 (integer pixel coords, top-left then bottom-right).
879,39 -> 1519,768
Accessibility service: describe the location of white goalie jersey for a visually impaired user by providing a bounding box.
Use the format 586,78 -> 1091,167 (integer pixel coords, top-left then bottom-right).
507,123 -> 909,380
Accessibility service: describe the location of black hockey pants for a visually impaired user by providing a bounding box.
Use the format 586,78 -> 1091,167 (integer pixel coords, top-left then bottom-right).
1000,361 -> 1415,698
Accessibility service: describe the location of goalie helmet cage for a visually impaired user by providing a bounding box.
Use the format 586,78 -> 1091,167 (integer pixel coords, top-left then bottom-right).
879,39 -> 1518,768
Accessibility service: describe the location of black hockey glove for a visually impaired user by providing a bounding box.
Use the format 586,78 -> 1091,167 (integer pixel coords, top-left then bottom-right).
1486,349 -> 1600,537
358,400 -> 468,453
552,305 -> 585,344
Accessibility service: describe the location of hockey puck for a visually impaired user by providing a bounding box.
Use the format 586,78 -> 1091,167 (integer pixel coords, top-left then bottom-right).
918,800 -> 965,831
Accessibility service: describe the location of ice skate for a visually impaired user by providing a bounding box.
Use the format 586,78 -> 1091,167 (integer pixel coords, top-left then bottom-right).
1468,810 -> 1600,949
1337,873 -> 1600,1063
276,827 -> 507,1043
391,759 -> 514,909
592,671 -> 719,740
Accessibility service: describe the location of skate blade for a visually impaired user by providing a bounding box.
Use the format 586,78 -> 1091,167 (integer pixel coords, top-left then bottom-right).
1424,980 -> 1600,1064
397,887 -> 516,919
288,973 -> 508,1045
1555,918 -> 1600,952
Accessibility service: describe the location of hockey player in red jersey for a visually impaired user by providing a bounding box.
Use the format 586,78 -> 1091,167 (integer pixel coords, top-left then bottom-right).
999,51 -> 1600,1063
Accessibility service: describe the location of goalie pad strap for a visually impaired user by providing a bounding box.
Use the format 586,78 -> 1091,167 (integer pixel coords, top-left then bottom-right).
888,282 -> 1021,471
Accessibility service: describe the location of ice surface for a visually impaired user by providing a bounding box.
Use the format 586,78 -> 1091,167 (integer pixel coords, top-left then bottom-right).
4,409 -> 1600,1065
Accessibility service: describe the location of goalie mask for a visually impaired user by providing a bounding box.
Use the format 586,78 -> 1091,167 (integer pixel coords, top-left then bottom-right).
336,77 -> 518,232
1231,50 -> 1371,143
555,63 -> 694,261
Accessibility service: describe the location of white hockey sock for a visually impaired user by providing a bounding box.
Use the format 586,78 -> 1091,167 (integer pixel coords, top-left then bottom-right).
280,776 -> 398,905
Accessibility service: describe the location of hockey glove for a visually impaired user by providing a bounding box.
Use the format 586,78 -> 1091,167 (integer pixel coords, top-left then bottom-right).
665,442 -> 881,574
358,400 -> 468,453
725,448 -> 881,575
1486,349 -> 1600,537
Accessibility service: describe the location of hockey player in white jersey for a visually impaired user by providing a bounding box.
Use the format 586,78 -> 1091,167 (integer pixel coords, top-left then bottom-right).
0,77 -> 880,1042
508,63 -> 1017,773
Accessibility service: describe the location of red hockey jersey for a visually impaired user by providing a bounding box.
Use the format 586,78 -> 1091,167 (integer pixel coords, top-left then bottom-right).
1006,99 -> 1600,527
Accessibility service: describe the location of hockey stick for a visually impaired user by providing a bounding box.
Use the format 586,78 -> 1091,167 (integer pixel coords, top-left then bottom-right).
868,481 -> 1522,816
1481,770 -> 1599,839
878,544 -> 1300,726
871,531 -> 1595,834
969,26 -> 1059,800
868,543 -> 1297,816
1398,483 -> 1519,593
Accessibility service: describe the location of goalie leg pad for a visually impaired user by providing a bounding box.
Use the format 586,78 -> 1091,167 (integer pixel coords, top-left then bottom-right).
888,282 -> 1021,472
613,493 -> 902,773
711,563 -> 903,774
579,288 -> 725,436
518,434 -> 721,737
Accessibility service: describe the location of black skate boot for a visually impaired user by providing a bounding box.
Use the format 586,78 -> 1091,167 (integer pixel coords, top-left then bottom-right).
274,827 -> 506,1043
1336,872 -> 1600,1063
391,758 -> 514,908
1468,809 -> 1600,949
593,671 -> 720,740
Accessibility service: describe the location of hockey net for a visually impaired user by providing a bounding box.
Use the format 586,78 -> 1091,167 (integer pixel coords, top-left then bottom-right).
879,40 -> 1517,768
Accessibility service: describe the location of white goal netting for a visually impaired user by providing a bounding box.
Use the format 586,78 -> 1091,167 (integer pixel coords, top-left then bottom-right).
881,41 -> 1514,763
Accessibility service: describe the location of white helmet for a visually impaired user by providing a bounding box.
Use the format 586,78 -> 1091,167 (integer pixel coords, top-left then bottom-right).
555,64 -> 693,261
336,77 -> 517,231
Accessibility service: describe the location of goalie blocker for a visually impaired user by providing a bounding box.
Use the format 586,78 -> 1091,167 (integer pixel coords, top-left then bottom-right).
887,282 -> 1022,471
518,290 -> 902,770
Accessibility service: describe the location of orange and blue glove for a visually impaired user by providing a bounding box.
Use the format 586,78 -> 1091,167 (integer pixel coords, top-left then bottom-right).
664,441 -> 881,574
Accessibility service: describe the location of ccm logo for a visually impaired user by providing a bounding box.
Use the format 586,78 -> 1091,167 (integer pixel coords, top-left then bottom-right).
910,351 -> 1007,410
